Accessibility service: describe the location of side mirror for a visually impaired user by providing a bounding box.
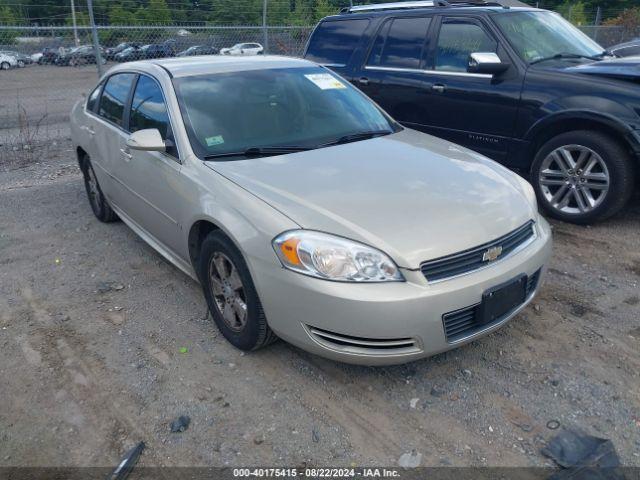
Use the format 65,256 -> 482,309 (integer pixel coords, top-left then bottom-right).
126,129 -> 165,152
467,52 -> 509,75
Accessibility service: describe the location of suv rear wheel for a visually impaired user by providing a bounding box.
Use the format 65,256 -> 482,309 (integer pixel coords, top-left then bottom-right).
531,130 -> 635,224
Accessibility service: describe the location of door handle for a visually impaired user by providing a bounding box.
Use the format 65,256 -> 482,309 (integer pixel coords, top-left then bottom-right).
358,77 -> 369,86
431,84 -> 446,93
120,148 -> 132,161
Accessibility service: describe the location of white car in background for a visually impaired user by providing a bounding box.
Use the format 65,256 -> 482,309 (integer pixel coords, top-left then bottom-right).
220,42 -> 263,55
0,52 -> 17,70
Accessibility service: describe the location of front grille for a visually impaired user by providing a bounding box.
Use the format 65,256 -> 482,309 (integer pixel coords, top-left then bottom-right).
442,269 -> 541,342
420,221 -> 535,282
306,326 -> 419,355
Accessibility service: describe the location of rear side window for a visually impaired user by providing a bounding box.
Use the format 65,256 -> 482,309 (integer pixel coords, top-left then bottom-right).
435,19 -> 497,72
367,17 -> 431,69
86,82 -> 102,112
306,19 -> 369,65
98,73 -> 135,127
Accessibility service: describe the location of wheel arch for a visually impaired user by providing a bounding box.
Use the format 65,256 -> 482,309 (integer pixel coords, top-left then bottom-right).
524,111 -> 640,171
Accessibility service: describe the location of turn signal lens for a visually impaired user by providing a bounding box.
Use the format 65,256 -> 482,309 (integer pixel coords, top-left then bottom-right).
272,230 -> 404,282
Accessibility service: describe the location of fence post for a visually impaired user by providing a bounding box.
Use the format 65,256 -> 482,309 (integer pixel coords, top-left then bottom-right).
70,0 -> 80,46
594,6 -> 601,42
86,0 -> 104,77
262,0 -> 268,54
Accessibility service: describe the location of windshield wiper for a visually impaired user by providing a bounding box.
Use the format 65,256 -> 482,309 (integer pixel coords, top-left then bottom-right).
318,130 -> 393,148
530,52 -> 602,65
203,145 -> 311,160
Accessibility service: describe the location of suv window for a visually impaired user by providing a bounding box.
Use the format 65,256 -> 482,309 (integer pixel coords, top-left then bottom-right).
98,73 -> 135,127
306,19 -> 369,65
435,18 -> 497,72
87,82 -> 102,112
368,17 -> 431,69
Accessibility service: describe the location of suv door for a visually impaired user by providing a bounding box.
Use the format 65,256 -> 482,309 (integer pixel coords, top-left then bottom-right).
114,74 -> 184,256
418,15 -> 524,163
355,15 -> 433,124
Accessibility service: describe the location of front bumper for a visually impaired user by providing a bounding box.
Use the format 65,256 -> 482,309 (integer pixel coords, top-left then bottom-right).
251,217 -> 553,365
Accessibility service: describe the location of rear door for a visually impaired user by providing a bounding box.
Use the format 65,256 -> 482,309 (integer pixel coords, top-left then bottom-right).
354,15 -> 433,122
93,72 -> 136,203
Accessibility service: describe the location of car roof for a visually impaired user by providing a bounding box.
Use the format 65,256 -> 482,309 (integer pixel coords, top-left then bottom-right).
325,4 -> 540,19
110,55 -> 313,78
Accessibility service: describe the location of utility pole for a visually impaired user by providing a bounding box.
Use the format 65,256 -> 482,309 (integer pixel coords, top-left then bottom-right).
87,0 -> 104,77
262,0 -> 268,54
70,0 -> 80,46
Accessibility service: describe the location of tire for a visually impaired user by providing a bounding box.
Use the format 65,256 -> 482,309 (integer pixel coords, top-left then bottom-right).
531,130 -> 635,224
80,155 -> 118,223
17,60 -> 25,68
0,62 -> 9,70
198,231 -> 277,351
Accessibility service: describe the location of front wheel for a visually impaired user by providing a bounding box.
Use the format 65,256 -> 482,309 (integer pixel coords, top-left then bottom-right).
0,62 -> 10,70
198,231 -> 277,351
531,130 -> 635,224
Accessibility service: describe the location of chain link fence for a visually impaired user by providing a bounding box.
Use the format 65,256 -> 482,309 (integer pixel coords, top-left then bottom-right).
0,25 -> 313,167
0,20 -> 638,167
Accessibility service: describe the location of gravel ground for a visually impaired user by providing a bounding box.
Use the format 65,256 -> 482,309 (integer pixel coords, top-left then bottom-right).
0,141 -> 639,469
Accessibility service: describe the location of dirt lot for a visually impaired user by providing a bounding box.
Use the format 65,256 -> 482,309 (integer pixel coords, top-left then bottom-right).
0,65 -> 639,470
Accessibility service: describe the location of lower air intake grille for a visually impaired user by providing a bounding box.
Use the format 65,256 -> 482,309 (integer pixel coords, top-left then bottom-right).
421,221 -> 535,282
307,326 -> 420,355
442,269 -> 541,343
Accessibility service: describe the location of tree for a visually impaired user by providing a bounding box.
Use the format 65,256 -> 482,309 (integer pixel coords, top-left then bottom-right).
109,4 -> 136,25
147,0 -> 173,24
556,0 -> 589,25
603,7 -> 640,31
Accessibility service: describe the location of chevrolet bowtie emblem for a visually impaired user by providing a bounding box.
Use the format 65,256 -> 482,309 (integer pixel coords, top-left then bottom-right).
482,245 -> 503,262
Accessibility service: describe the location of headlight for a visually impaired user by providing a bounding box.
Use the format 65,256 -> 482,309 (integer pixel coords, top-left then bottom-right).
272,230 -> 404,282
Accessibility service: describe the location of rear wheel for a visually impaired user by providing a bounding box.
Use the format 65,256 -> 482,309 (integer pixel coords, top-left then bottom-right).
531,130 -> 635,224
17,60 -> 25,68
198,231 -> 277,351
80,155 -> 118,223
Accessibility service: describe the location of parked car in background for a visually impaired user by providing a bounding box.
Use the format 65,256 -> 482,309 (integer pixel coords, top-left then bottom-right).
105,42 -> 141,61
608,38 -> 640,57
305,2 -> 640,224
70,56 -> 551,365
115,45 -> 146,62
1,50 -> 32,67
141,43 -> 175,59
37,47 -> 59,65
56,45 -> 106,66
220,43 -> 263,55
0,52 -> 17,70
176,45 -> 218,57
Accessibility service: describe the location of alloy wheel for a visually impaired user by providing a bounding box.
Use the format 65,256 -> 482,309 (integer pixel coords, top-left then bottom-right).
208,252 -> 248,332
538,144 -> 610,215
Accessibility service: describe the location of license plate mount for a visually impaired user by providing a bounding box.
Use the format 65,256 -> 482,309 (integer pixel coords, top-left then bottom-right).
477,275 -> 527,325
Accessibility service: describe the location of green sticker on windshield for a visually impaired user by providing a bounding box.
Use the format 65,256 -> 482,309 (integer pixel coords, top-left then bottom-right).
205,135 -> 224,146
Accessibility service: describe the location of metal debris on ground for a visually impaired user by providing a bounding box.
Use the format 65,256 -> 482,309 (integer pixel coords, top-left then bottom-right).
107,441 -> 145,480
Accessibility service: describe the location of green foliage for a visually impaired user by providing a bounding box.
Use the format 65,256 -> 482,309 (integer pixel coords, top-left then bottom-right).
556,0 -> 588,25
603,6 -> 640,29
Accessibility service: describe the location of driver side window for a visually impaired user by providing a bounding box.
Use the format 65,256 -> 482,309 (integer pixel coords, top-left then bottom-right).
435,19 -> 497,72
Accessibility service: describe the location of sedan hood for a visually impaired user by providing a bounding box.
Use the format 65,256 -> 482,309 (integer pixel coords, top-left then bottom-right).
563,56 -> 640,80
206,129 -> 536,269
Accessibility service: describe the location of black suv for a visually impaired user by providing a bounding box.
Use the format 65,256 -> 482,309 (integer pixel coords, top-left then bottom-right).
304,1 -> 639,223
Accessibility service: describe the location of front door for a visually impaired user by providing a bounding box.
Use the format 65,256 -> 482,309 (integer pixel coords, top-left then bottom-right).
112,74 -> 184,257
416,15 -> 524,164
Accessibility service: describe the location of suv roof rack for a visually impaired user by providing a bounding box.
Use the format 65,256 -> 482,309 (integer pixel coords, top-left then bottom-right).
341,0 -> 505,13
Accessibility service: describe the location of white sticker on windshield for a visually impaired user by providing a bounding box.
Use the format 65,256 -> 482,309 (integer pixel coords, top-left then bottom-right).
304,73 -> 347,90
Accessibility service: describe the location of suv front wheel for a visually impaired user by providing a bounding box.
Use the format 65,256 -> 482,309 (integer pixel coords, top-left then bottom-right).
531,130 -> 635,224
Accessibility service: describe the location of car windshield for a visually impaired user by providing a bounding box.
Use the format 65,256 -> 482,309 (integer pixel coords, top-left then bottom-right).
494,11 -> 605,63
173,66 -> 397,159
